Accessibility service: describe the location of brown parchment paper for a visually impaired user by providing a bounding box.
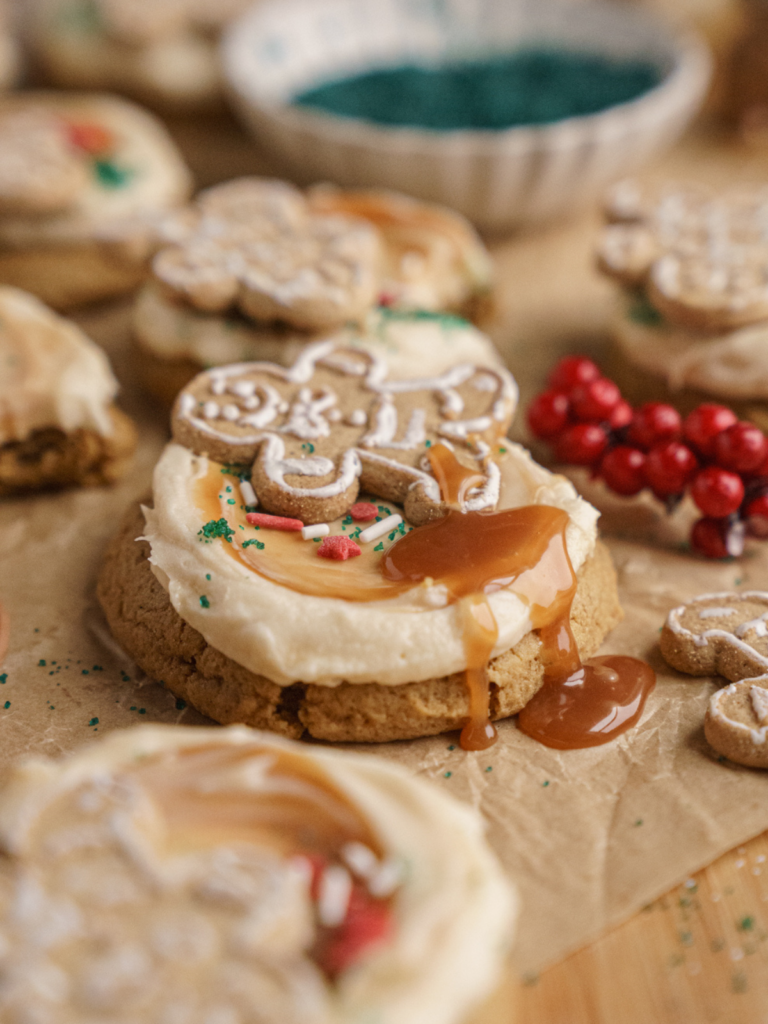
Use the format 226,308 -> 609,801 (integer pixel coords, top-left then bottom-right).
2,126 -> 768,979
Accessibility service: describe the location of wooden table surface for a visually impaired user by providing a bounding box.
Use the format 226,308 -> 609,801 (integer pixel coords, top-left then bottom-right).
115,113 -> 768,1023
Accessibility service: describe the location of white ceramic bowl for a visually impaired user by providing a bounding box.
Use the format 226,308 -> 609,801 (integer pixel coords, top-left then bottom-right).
223,0 -> 711,231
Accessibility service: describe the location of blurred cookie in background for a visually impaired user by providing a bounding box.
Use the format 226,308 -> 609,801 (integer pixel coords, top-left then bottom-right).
0,91 -> 192,309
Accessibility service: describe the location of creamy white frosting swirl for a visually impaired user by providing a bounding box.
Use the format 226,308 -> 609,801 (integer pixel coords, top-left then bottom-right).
143,441 -> 599,687
0,286 -> 118,444
0,724 -> 515,1024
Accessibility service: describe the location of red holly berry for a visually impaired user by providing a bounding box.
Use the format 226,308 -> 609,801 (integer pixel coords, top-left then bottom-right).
527,390 -> 570,439
609,399 -> 633,430
569,378 -> 621,422
548,356 -> 600,392
644,441 -> 698,497
683,404 -> 738,458
713,422 -> 768,473
627,403 -> 681,451
554,423 -> 608,466
745,493 -> 768,537
690,517 -> 744,559
690,467 -> 745,518
317,535 -> 362,560
600,446 -> 647,496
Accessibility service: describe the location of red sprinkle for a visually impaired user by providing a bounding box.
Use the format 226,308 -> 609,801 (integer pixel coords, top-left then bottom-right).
66,121 -> 114,155
317,536 -> 362,560
350,502 -> 378,521
246,512 -> 303,531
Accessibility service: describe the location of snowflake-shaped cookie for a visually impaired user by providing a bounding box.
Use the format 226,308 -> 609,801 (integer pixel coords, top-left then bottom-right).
661,592 -> 768,767
152,178 -> 382,332
172,339 -> 517,525
597,179 -> 768,333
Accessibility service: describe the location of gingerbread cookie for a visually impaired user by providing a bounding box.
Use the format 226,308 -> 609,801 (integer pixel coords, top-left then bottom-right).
598,179 -> 768,402
0,724 -> 515,1024
661,592 -> 768,767
0,91 -> 191,309
171,340 -> 516,524
0,285 -> 137,493
32,0 -> 249,110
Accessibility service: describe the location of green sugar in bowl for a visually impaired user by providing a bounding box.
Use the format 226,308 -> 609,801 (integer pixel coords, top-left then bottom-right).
223,0 -> 711,230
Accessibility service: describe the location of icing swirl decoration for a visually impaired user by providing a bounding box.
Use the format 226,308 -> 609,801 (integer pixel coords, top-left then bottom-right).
0,725 -> 515,1024
171,340 -> 518,525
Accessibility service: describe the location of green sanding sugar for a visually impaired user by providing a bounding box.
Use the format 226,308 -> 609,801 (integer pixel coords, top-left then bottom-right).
294,48 -> 661,130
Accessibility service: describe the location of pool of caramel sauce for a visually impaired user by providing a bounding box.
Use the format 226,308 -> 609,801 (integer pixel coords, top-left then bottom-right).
194,447 -> 653,752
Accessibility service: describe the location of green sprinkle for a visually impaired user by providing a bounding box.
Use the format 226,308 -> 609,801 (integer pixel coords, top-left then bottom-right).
38,659 -> 46,667
499,446 -> 508,453
0,674 -> 6,684
199,595 -> 210,608
94,159 -> 132,188
242,539 -> 265,549
542,780 -> 550,787
81,669 -> 89,675
443,771 -> 452,778
424,440 -> 432,447
522,972 -> 539,987
198,518 -> 235,543
175,698 -> 187,710
313,537 -> 322,543
374,542 -> 384,552
739,916 -> 755,932
88,717 -> 99,726
447,744 -> 456,751
680,931 -> 693,946
226,485 -> 232,492
628,293 -> 663,327
92,665 -> 103,672
485,766 -> 493,772
735,577 -> 744,586
220,463 -> 250,480
227,499 -> 236,505
3,701 -> 9,709
634,819 -> 643,826
139,708 -> 146,715
301,442 -> 315,453
206,574 -> 211,581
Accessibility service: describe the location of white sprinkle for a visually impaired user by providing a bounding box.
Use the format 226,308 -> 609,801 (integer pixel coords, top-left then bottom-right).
327,408 -> 342,422
684,878 -> 697,889
317,866 -> 352,927
359,514 -> 402,544
231,380 -> 256,399
342,842 -> 379,879
731,947 -> 744,962
239,480 -> 257,508
348,410 -> 367,427
368,858 -> 402,898
736,859 -> 746,869
211,378 -> 226,396
752,867 -> 762,876
738,846 -> 747,854
243,396 -> 259,410
711,892 -> 722,902
203,401 -> 220,420
757,854 -> 766,863
301,523 -> 329,540
179,393 -> 196,416
221,404 -> 240,422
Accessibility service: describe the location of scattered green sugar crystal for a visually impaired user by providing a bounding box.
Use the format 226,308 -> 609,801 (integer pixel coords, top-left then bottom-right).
199,595 -> 210,608
198,518 -> 235,543
295,49 -> 661,130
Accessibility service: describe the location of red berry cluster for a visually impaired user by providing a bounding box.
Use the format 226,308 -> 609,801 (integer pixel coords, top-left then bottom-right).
528,356 -> 768,559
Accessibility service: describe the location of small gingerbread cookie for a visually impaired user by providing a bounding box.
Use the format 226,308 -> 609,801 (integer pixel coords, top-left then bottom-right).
171,339 -> 516,524
0,91 -> 192,309
0,285 -> 137,493
0,724 -> 515,1024
661,592 -> 768,768
598,178 -> 768,403
32,0 -> 249,110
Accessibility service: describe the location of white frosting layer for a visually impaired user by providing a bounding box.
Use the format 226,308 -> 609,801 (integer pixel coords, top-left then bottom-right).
0,286 -> 118,443
134,284 -> 504,377
144,441 -> 599,687
0,724 -> 515,1024
0,92 -> 191,249
615,293 -> 768,399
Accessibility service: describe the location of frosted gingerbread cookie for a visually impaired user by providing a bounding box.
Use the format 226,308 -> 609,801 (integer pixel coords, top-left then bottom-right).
0,91 -> 191,309
0,724 -> 516,1024
597,179 -> 768,402
0,285 -> 137,493
661,592 -> 768,768
132,177 -> 499,404
31,0 -> 248,110
98,342 -> 630,749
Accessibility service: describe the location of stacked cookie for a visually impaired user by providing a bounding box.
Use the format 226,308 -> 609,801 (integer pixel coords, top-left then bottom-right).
596,178 -> 768,403
132,176 -> 498,403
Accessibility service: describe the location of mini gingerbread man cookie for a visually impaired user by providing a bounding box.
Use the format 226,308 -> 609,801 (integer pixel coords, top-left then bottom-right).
152,178 -> 381,331
661,592 -> 768,767
172,339 -> 517,524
